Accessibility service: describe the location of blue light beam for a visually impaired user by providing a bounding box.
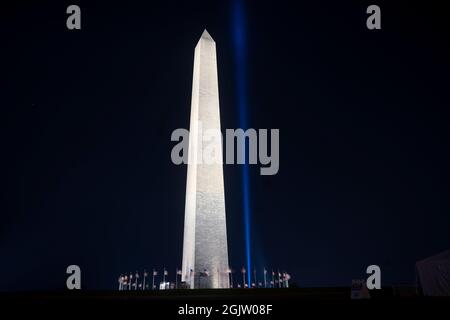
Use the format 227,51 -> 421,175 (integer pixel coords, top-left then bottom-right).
231,0 -> 252,287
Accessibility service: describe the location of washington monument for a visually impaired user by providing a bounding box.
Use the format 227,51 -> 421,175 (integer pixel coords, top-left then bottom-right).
181,30 -> 230,289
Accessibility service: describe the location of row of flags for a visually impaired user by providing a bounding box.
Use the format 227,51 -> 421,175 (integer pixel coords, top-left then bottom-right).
117,268 -> 291,290
118,268 -> 181,290
238,268 -> 291,289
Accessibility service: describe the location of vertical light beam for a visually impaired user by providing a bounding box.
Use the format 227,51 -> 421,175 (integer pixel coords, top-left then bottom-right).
231,0 -> 252,287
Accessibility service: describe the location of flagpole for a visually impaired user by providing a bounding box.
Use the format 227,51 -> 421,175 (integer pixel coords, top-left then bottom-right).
271,270 -> 274,288
264,269 -> 267,288
230,269 -> 233,288
278,269 -> 281,288
163,268 -> 168,289
129,272 -> 132,290
253,269 -> 257,288
175,268 -> 178,289
152,269 -> 155,290
143,270 -> 147,290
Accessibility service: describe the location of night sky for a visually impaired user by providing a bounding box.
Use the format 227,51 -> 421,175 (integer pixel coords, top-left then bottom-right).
2,0 -> 450,290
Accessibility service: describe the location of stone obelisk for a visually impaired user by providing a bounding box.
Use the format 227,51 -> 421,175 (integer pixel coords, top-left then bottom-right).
181,30 -> 230,289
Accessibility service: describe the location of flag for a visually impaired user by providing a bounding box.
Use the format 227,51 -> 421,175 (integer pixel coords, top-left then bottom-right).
153,270 -> 158,276
264,269 -> 267,274
241,267 -> 246,273
144,271 -> 148,277
285,273 -> 291,280
164,270 -> 168,276
135,272 -> 139,278
177,269 -> 182,275
227,268 -> 232,273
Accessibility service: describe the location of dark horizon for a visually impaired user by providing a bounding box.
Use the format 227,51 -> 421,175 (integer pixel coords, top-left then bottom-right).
2,0 -> 450,291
